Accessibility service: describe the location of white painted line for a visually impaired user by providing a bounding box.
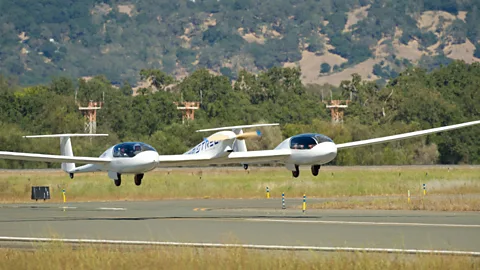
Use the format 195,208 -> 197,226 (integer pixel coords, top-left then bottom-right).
245,219 -> 480,228
0,236 -> 478,256
59,206 -> 77,209
97,207 -> 126,211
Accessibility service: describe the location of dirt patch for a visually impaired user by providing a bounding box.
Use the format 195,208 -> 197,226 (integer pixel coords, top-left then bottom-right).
443,39 -> 480,64
118,4 -> 134,17
417,11 -> 455,32
204,14 -> 216,27
344,5 -> 370,32
18,32 -> 29,42
91,3 -> 112,15
314,58 -> 380,86
374,38 -> 392,58
457,11 -> 467,22
242,33 -> 265,44
261,25 -> 282,38
298,51 -> 347,84
393,39 -> 424,61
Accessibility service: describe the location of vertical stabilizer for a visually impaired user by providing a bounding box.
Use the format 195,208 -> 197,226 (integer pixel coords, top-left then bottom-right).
232,128 -> 248,152
23,133 -> 108,174
60,136 -> 75,173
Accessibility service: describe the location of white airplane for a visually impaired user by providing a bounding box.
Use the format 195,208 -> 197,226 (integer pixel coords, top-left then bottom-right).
0,123 -> 278,186
0,120 -> 479,185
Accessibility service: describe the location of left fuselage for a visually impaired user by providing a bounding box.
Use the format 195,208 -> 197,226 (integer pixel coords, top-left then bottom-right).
71,144 -> 160,174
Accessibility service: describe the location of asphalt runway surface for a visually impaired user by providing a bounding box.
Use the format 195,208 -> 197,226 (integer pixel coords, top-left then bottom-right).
0,198 -> 479,252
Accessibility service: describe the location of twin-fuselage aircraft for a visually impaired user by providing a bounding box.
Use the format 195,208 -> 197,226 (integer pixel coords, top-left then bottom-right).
0,120 -> 479,187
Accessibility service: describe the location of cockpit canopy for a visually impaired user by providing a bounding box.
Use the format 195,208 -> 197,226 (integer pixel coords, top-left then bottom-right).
290,133 -> 333,150
113,142 -> 157,158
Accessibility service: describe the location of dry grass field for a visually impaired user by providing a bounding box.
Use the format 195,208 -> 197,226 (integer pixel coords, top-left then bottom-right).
0,243 -> 479,270
0,166 -> 479,211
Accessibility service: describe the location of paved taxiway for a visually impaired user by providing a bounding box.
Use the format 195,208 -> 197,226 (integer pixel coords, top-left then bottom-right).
0,199 -> 479,252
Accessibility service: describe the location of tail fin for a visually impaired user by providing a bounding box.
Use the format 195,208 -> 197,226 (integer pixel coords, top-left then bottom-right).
233,128 -> 247,152
23,134 -> 108,173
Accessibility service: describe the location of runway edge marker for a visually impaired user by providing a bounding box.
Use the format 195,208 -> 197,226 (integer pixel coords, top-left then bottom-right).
0,236 -> 479,257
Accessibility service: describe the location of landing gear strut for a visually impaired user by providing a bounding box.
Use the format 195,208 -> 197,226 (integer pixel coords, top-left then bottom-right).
114,173 -> 122,186
134,174 -> 144,186
311,165 -> 321,176
292,165 -> 300,178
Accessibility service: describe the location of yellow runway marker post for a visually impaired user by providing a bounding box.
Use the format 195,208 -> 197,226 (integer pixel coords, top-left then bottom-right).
407,190 -> 411,204
302,194 -> 306,213
423,183 -> 426,196
266,187 -> 270,199
62,189 -> 66,203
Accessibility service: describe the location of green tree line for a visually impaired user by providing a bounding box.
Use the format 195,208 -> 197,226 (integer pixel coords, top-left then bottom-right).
0,61 -> 479,169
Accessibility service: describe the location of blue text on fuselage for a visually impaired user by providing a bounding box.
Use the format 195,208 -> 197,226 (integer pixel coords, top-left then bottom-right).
186,140 -> 220,154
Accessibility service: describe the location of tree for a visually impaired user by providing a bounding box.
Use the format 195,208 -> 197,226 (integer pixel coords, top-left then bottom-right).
139,69 -> 175,91
320,63 -> 331,74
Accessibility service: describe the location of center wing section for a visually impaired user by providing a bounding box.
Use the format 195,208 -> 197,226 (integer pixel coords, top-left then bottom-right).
157,149 -> 291,167
0,151 -> 111,165
336,120 -> 480,150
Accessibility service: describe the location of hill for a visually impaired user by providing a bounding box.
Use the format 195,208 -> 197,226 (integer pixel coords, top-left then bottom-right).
1,0 -> 480,86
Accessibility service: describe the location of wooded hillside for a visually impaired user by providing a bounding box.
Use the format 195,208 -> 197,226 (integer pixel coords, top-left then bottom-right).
1,0 -> 480,86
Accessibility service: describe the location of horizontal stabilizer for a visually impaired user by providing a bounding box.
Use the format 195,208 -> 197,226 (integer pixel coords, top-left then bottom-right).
0,151 -> 111,164
24,134 -> 109,138
196,123 -> 279,133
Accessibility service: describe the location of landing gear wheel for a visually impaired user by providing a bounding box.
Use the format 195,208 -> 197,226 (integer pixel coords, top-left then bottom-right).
292,165 -> 300,178
243,164 -> 249,170
114,173 -> 121,186
69,173 -> 74,179
134,174 -> 144,186
311,165 -> 321,176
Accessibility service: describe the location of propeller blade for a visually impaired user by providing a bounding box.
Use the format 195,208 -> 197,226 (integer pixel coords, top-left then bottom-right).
236,130 -> 262,140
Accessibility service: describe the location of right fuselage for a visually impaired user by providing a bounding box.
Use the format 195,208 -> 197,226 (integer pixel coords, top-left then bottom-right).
275,133 -> 338,166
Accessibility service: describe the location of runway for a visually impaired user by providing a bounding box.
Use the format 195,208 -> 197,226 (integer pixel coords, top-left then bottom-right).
0,199 -> 479,253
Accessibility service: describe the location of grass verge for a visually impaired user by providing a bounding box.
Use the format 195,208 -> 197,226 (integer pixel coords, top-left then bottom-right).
0,242 -> 479,270
307,195 -> 480,211
0,166 -> 479,204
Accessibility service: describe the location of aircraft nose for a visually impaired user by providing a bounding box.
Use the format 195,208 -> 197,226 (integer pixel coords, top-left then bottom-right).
313,142 -> 337,160
324,142 -> 337,155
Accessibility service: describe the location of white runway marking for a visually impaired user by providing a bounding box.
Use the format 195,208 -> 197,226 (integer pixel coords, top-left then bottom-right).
59,206 -> 77,209
0,236 -> 478,256
96,207 -> 126,211
245,218 -> 480,228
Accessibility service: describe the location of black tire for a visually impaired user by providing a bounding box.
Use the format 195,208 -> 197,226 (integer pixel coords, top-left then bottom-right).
292,164 -> 300,178
115,173 -> 121,186
134,174 -> 143,186
311,165 -> 321,176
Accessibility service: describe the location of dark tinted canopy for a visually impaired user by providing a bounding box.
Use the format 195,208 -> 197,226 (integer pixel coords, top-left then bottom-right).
290,133 -> 333,150
113,142 -> 157,158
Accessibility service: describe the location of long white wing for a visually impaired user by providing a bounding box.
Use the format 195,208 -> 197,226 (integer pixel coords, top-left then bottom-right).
336,120 -> 480,150
0,151 -> 111,164
157,149 -> 291,167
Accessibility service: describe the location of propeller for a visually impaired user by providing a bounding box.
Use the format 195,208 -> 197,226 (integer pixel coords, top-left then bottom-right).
206,129 -> 262,141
